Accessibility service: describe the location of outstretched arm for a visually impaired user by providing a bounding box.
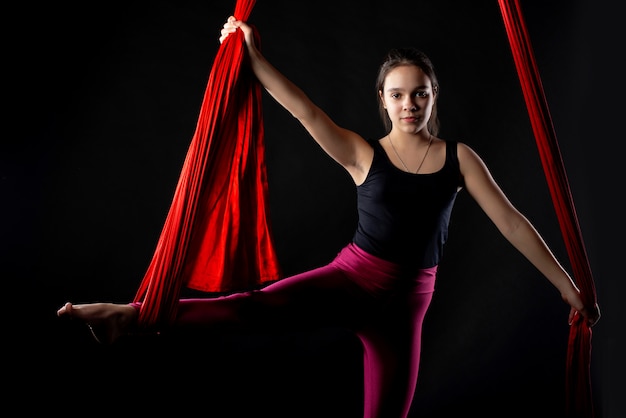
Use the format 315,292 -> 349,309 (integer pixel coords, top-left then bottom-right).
219,16 -> 373,184
457,142 -> 600,327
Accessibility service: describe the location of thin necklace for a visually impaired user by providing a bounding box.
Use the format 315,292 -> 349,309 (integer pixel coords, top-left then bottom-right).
388,133 -> 433,174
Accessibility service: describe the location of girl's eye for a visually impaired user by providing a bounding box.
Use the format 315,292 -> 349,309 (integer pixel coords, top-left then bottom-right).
415,91 -> 428,98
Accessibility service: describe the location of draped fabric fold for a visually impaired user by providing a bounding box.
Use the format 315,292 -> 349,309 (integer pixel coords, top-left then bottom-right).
497,1 -> 598,417
133,0 -> 282,329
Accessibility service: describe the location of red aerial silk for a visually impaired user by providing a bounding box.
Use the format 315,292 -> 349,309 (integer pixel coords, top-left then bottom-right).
498,1 -> 598,417
133,0 -> 282,329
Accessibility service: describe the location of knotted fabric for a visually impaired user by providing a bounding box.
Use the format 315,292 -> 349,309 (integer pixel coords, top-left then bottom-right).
498,1 -> 598,417
133,0 -> 282,329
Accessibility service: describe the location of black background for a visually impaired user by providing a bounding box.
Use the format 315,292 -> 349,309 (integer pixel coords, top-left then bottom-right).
6,0 -> 623,417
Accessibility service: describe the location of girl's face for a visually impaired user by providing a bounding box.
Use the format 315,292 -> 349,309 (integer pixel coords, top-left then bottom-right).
379,64 -> 436,135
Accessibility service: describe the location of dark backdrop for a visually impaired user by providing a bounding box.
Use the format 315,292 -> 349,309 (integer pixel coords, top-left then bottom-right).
7,1 -> 623,417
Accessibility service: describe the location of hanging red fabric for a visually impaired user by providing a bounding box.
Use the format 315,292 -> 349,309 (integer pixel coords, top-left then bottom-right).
497,1 -> 598,417
133,0 -> 282,329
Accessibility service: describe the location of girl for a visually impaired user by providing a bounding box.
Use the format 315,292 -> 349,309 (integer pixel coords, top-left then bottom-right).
57,16 -> 600,418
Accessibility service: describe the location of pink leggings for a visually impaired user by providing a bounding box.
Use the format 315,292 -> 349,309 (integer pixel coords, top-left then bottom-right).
134,243 -> 436,418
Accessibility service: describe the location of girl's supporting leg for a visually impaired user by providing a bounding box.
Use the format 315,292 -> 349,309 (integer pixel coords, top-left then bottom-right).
358,288 -> 435,418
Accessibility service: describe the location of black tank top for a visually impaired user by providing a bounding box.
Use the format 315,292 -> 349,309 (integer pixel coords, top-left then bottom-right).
352,140 -> 463,269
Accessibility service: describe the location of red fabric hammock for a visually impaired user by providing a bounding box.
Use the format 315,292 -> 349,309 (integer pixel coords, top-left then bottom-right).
133,0 -> 282,329
498,1 -> 598,417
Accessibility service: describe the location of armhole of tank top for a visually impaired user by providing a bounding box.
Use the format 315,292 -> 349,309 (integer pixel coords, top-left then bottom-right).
368,139 -> 383,159
357,139 -> 380,187
446,141 -> 458,164
447,141 -> 464,187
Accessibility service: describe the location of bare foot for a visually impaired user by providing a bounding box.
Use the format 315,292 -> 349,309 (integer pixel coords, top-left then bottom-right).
57,302 -> 138,344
